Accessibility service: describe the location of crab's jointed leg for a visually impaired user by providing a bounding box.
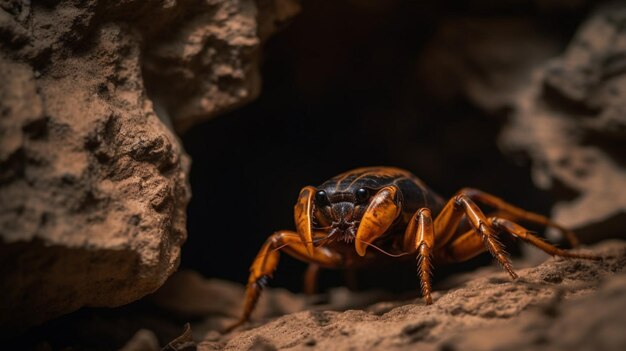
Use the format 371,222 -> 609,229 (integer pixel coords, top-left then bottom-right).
433,189 -> 599,281
224,230 -> 342,333
434,192 -> 518,278
435,216 -> 599,264
303,263 -> 320,295
456,188 -> 580,247
490,218 -> 599,260
402,208 -> 435,304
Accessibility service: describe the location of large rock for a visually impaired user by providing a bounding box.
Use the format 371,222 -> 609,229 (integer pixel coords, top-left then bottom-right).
141,0 -> 300,133
499,3 -> 626,242
0,22 -> 190,337
416,16 -> 563,113
416,2 -> 626,243
0,0 -> 298,336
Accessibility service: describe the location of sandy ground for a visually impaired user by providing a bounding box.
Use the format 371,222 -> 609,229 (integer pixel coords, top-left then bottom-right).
123,240 -> 626,351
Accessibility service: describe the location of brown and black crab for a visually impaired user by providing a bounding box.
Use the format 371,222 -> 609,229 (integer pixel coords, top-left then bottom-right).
225,167 -> 598,331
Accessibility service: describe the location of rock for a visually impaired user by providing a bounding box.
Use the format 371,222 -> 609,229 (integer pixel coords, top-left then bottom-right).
201,240 -> 626,351
0,0 -> 298,335
0,21 -> 191,336
416,1 -> 626,242
416,16 -> 563,113
499,2 -> 626,242
150,270 -> 393,329
449,272 -> 626,351
6,241 -> 624,350
414,0 -> 602,114
142,0 -> 301,133
119,329 -> 160,351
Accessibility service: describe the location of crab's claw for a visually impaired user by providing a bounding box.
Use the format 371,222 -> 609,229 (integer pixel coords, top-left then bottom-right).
294,186 -> 316,256
355,185 -> 401,256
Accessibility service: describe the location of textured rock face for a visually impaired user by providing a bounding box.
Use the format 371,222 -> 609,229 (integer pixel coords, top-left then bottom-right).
35,241 -> 622,350
416,16 -> 563,113
0,21 -> 190,336
500,3 -> 626,242
198,241 -> 625,351
417,2 -> 626,243
0,0 -> 298,335
142,0 -> 300,133
9,241 -> 622,350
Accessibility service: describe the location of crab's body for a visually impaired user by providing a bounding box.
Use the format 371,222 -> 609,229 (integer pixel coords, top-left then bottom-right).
317,167 -> 444,236
312,167 -> 443,265
225,167 -> 597,332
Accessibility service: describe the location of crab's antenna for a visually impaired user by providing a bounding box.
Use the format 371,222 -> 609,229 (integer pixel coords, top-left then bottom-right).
355,238 -> 411,258
264,235 -> 329,256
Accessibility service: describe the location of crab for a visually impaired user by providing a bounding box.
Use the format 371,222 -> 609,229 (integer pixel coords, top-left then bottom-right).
225,167 -> 598,331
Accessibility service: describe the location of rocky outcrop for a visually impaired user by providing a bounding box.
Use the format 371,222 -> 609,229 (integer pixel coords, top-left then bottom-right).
416,16 -> 564,113
0,21 -> 191,337
499,3 -> 626,242
202,241 -> 625,351
0,0 -> 298,336
141,0 -> 300,133
416,2 -> 626,243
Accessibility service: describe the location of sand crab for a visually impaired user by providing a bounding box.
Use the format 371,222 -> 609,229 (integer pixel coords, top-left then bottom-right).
225,167 -> 597,331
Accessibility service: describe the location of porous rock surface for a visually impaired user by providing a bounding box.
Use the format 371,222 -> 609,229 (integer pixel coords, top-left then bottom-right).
141,0 -> 300,133
0,0 -> 298,335
87,240 -> 626,350
417,1 -> 626,243
500,3 -> 626,242
194,241 -> 625,350
15,241 -> 623,349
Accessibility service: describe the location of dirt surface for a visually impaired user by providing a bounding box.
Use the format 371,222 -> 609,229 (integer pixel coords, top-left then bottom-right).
121,240 -> 626,351
191,240 -> 625,350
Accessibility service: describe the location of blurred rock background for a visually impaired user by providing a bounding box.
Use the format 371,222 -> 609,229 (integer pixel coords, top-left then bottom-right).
1,0 -> 625,349
183,0 -> 626,291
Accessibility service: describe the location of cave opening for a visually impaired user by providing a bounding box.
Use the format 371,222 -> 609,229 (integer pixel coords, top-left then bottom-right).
180,0 -> 582,293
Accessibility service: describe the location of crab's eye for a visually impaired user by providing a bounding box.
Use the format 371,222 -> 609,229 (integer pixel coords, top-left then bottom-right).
315,190 -> 330,206
355,188 -> 369,203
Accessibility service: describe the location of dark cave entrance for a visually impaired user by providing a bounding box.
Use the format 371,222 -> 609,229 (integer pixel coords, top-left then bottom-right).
181,0 -> 584,293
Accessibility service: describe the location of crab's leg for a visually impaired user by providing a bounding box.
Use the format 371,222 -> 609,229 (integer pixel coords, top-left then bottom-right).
434,193 -> 517,279
434,227 -> 485,264
435,217 -> 599,264
224,230 -> 342,333
303,263 -> 320,295
490,218 -> 599,259
456,188 -> 580,247
402,208 -> 435,304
